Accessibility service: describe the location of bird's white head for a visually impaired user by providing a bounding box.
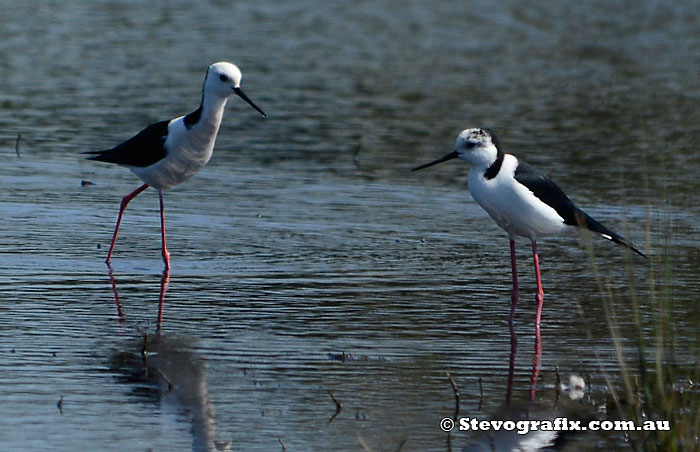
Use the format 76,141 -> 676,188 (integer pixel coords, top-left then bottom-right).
206,62 -> 243,96
412,127 -> 502,172
454,128 -> 501,168
203,62 -> 266,117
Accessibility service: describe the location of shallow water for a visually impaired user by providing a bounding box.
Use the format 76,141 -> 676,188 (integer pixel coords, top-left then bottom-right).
1,1 -> 699,451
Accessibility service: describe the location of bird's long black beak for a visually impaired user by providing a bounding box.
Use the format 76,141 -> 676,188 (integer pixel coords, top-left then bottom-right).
233,87 -> 267,117
411,151 -> 459,171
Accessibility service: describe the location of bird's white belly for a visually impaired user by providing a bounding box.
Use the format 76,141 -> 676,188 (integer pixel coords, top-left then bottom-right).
468,166 -> 566,239
130,117 -> 218,190
131,144 -> 213,190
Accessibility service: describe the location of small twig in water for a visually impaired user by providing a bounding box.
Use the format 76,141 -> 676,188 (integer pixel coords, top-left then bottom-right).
141,332 -> 149,358
446,372 -> 460,420
356,433 -> 372,452
478,376 -> 484,410
352,139 -> 362,165
554,366 -> 562,408
15,132 -> 21,157
157,368 -> 173,392
141,332 -> 149,378
57,395 -> 64,415
394,438 -> 408,452
327,390 -> 343,424
277,436 -> 286,451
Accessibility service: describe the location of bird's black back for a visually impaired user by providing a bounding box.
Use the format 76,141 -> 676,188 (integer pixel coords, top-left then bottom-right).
513,160 -> 578,224
514,160 -> 646,257
83,120 -> 169,167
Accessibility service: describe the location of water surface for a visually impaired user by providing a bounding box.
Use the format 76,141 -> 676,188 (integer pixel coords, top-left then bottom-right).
0,1 -> 698,450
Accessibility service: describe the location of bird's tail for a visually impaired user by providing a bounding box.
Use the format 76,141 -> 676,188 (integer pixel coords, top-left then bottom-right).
573,210 -> 646,258
81,150 -> 109,161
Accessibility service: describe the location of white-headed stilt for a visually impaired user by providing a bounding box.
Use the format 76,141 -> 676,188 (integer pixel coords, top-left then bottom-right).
413,127 -> 646,379
84,62 -> 266,270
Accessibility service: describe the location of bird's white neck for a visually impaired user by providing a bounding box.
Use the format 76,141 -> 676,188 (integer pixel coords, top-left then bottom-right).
198,94 -> 228,131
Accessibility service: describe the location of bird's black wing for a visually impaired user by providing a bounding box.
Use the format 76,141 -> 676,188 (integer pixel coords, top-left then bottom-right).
572,208 -> 646,257
83,120 -> 169,167
513,160 -> 578,224
514,160 -> 646,257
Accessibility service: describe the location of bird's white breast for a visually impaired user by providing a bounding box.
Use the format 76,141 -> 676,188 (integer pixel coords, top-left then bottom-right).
467,155 -> 567,239
130,108 -> 224,191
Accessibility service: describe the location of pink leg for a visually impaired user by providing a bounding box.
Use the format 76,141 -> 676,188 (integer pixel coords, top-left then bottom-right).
532,240 -> 544,341
157,269 -> 170,332
106,183 -> 149,267
506,237 -> 518,405
530,240 -> 544,400
509,238 -> 519,325
159,191 -> 170,270
107,268 -> 126,323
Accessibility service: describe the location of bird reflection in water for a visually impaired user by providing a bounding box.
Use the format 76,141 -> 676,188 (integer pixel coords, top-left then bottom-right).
505,304 -> 540,405
461,319 -> 596,452
107,271 -> 229,451
109,331 -> 231,452
108,269 -> 169,330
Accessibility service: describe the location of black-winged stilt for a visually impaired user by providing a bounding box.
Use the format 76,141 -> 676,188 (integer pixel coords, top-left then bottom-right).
85,62 -> 266,269
412,128 -> 645,362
